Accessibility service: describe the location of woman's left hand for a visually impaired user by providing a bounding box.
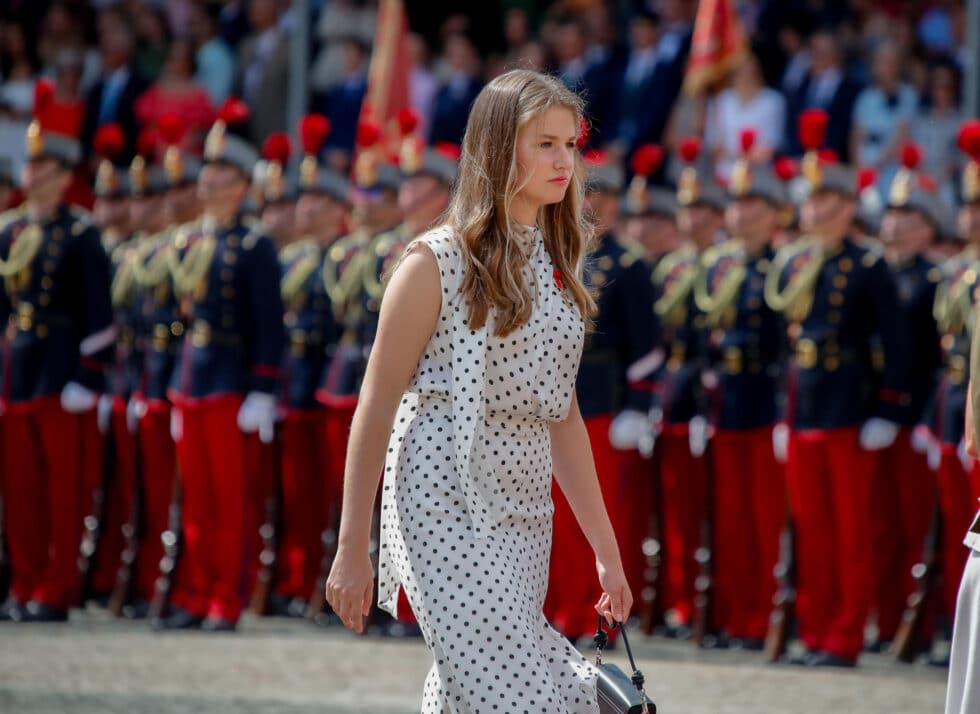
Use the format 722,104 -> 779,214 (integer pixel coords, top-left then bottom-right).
594,557 -> 632,626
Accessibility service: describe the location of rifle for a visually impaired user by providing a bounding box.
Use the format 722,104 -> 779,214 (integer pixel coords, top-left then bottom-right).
764,515 -> 797,662
891,502 -> 941,662
691,416 -> 716,647
308,510 -> 339,621
638,417 -> 663,635
77,420 -> 116,604
149,462 -> 182,621
250,426 -> 283,615
108,431 -> 144,616
0,495 -> 9,602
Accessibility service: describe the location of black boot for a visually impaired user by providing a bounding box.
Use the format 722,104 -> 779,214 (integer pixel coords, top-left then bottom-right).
153,607 -> 204,631
0,599 -> 24,622
21,601 -> 69,623
200,616 -> 237,632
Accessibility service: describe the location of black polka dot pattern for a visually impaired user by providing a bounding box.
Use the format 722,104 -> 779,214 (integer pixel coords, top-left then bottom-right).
377,227 -> 596,712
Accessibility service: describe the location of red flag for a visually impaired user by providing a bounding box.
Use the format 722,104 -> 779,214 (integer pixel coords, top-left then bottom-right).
683,0 -> 747,96
355,0 -> 411,173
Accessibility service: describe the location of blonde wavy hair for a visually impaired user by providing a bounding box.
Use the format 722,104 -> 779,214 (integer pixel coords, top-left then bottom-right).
445,69 -> 597,337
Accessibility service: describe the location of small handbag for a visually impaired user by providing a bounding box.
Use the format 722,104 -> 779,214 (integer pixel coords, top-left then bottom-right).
593,616 -> 656,714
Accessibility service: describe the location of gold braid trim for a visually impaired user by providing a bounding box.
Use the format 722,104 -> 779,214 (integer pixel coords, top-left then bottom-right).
764,238 -> 825,323
653,248 -> 699,326
694,242 -> 746,328
169,232 -> 216,297
362,228 -> 405,301
132,232 -> 175,288
322,232 -> 369,307
0,222 -> 42,278
281,251 -> 320,304
111,245 -> 139,307
935,255 -> 980,335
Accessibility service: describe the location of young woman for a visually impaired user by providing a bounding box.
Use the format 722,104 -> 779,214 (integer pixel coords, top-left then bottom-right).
326,69 -> 631,711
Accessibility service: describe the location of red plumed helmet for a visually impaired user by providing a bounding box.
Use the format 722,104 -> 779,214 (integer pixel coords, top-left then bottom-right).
262,132 -> 292,165
631,144 -> 664,177
679,137 -> 701,163
217,97 -> 250,126
136,127 -> 158,159
299,114 -> 331,155
434,141 -> 461,161
798,108 -> 828,151
33,79 -> 55,117
739,128 -> 757,154
396,108 -> 420,136
356,120 -> 382,148
94,123 -> 125,160
818,148 -> 839,163
773,157 -> 798,182
900,142 -> 922,170
957,120 -> 980,159
158,113 -> 185,146
857,167 -> 877,192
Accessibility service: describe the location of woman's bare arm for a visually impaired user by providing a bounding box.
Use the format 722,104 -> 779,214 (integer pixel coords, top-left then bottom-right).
335,244 -> 442,554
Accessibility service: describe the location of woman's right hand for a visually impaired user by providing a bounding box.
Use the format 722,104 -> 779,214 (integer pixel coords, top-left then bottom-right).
325,545 -> 374,634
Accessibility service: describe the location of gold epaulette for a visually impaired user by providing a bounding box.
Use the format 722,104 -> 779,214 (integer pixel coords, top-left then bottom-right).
0,207 -> 25,233
111,243 -> 139,307
279,238 -> 316,265
132,229 -> 175,288
856,237 -> 884,268
934,253 -> 980,334
0,219 -> 42,279
281,249 -> 320,304
764,236 -> 825,322
363,227 -> 409,301
322,230 -> 369,308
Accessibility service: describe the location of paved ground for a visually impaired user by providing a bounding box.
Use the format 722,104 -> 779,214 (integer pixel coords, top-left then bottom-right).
0,608 -> 949,713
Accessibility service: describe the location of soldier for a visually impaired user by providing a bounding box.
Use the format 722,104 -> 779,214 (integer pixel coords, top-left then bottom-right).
651,136 -> 726,637
315,121 -> 403,507
696,129 -> 788,648
90,129 -> 170,608
546,145 -> 657,640
765,108 -> 909,666
270,113 -> 347,617
868,144 -> 945,648
255,133 -> 299,251
0,88 -> 114,622
156,99 -> 284,631
933,119 -> 980,626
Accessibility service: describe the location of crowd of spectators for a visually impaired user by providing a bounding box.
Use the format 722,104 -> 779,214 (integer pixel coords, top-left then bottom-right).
0,0 -> 974,206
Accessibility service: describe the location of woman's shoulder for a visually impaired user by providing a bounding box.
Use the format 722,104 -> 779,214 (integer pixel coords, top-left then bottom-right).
407,225 -> 462,263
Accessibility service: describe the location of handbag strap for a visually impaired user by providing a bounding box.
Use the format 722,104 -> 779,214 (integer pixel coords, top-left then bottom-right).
593,615 -> 651,713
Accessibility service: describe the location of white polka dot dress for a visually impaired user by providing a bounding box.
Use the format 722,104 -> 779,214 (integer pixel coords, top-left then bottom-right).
377,226 -> 598,713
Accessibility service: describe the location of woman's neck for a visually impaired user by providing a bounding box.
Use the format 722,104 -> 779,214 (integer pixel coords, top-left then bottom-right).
509,197 -> 539,227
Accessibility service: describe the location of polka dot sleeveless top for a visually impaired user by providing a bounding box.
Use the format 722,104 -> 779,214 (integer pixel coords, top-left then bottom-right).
377,225 -> 597,712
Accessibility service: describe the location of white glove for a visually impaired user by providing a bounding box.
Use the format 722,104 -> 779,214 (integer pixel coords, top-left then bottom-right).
97,394 -> 113,435
170,408 -> 183,442
859,418 -> 899,451
237,391 -> 278,444
910,425 -> 935,454
61,382 -> 98,414
927,442 -> 942,472
688,415 -> 711,457
126,397 -> 145,435
608,410 -> 648,451
637,407 -> 662,459
959,437 -> 976,473
773,422 -> 789,464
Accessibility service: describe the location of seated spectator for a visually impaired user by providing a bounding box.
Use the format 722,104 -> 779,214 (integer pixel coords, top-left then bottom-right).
705,49 -> 786,182
133,2 -> 171,83
0,20 -> 40,119
428,33 -> 483,146
783,28 -> 858,160
135,39 -> 215,152
189,2 -> 234,106
850,40 -> 919,192
38,2 -> 102,94
38,49 -> 87,139
912,59 -> 963,206
316,36 -> 369,171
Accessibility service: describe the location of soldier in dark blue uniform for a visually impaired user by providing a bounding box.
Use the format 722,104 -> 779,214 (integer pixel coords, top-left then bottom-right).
546,146 -> 657,640
870,144 -> 946,649
652,136 -> 726,635
932,120 -> 980,625
697,129 -> 789,648
281,113 -> 351,620
255,132 -> 298,251
158,99 -> 284,631
0,98 -> 114,622
765,109 -> 910,666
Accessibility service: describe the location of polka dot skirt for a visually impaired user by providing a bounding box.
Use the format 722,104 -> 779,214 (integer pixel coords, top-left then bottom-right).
377,227 -> 598,713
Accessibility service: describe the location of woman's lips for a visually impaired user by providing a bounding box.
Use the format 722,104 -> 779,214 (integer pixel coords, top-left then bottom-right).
549,176 -> 569,184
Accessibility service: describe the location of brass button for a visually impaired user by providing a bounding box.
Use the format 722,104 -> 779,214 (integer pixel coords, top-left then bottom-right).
723,346 -> 743,375
223,250 -> 237,265
950,355 -> 967,385
171,321 -> 184,337
191,320 -> 211,347
839,257 -> 853,273
38,293 -> 51,307
829,292 -> 844,306
942,334 -> 955,351
43,260 -> 56,272
796,339 -> 817,369
221,286 -> 235,299
833,275 -> 847,289
226,233 -> 240,247
824,356 -> 840,371
47,244 -> 59,256
284,312 -> 297,327
367,298 -> 380,312
53,227 -> 64,239
787,323 -> 802,340
71,222 -> 84,236
221,268 -> 234,281
41,276 -> 53,290
748,315 -> 762,328
598,256 -> 613,270
747,297 -> 761,309
35,323 -> 48,338
828,310 -> 841,323
592,271 -> 607,287
154,324 -> 170,338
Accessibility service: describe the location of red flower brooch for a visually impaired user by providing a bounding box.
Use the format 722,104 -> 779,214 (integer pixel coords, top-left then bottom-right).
553,269 -> 564,290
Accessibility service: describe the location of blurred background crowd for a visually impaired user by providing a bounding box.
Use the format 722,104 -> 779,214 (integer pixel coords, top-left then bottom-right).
0,0 -> 977,210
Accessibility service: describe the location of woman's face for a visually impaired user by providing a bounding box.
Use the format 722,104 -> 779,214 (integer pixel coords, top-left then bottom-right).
513,106 -> 577,215
930,66 -> 956,109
